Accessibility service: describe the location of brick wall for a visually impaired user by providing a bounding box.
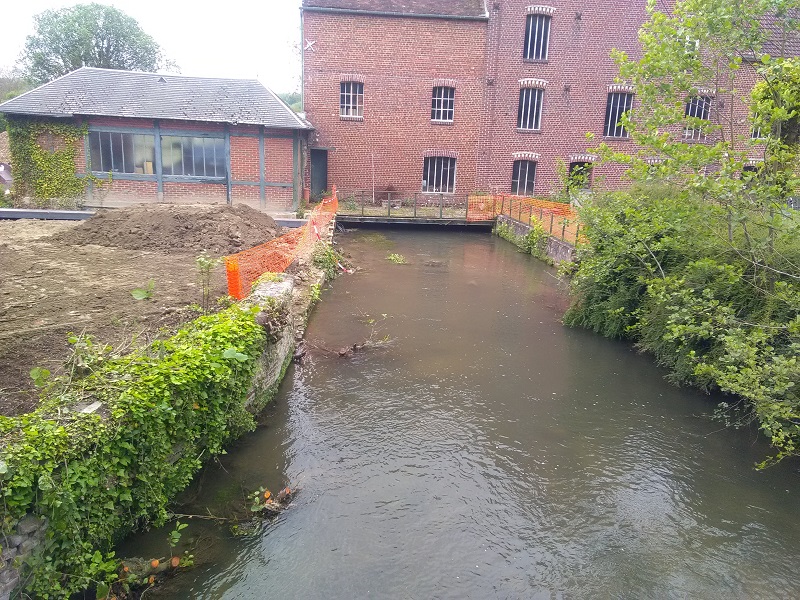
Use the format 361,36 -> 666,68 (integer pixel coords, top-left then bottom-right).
302,1 -> 768,199
303,11 -> 487,196
61,116 -> 299,210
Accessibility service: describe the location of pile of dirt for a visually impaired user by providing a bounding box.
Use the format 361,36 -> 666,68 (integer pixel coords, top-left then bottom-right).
50,203 -> 284,255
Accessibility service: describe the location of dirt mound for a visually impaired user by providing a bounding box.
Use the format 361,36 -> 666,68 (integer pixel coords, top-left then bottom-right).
51,204 -> 284,255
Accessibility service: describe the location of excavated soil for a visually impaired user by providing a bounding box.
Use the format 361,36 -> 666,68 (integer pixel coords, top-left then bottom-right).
0,204 -> 285,416
50,204 -> 283,255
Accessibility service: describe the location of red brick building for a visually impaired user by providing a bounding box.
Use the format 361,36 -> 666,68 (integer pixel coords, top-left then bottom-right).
301,0 -> 767,199
0,67 -> 311,211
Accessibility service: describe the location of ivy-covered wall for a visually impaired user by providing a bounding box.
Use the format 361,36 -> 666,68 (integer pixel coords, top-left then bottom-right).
5,118 -> 93,207
0,279 -> 296,599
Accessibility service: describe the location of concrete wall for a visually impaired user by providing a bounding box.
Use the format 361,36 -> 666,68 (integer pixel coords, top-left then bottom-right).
497,213 -> 574,263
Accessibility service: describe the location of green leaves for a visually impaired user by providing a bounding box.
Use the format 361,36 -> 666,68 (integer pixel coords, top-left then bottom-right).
131,279 -> 155,300
0,304 -> 268,597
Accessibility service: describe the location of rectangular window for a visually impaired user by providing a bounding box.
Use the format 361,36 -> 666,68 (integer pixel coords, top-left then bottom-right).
431,86 -> 455,122
569,161 -> 593,189
604,92 -> 634,138
524,14 -> 551,60
683,95 -> 712,140
89,131 -> 155,174
512,160 -> 537,196
340,81 -> 364,118
518,88 -> 544,130
160,136 -> 225,177
422,156 -> 456,193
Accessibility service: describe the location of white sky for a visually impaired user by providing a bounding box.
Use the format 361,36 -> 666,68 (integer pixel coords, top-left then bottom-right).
1,1 -> 303,93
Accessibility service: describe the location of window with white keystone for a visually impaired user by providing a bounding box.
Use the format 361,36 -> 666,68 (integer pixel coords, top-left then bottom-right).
524,13 -> 551,60
512,160 -> 537,196
518,88 -> 544,130
604,92 -> 634,138
683,95 -> 712,140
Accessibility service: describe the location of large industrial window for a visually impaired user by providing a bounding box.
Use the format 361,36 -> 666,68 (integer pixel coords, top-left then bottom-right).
161,136 -> 226,177
89,131 -> 155,174
524,14 -> 551,60
512,160 -> 537,196
518,88 -> 544,130
340,81 -> 364,118
431,86 -> 455,122
422,156 -> 456,193
604,92 -> 634,138
683,95 -> 712,140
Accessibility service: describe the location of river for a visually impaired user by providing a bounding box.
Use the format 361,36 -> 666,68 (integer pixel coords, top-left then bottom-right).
123,229 -> 800,599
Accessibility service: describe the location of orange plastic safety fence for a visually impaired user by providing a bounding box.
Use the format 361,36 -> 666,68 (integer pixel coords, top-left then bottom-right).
466,193 -> 583,245
225,189 -> 339,300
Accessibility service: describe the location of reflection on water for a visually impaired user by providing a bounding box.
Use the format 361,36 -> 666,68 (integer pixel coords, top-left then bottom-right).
124,230 -> 800,599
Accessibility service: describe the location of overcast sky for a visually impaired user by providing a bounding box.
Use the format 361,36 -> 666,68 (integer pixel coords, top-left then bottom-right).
1,0 -> 304,93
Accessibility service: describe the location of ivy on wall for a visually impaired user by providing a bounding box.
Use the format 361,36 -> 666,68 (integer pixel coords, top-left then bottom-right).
0,304 -> 274,598
6,118 -> 95,205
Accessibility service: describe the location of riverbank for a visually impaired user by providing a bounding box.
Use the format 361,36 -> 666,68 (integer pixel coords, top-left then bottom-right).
0,212 -> 336,599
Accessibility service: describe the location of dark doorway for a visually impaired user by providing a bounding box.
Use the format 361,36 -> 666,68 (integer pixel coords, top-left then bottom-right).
310,149 -> 328,199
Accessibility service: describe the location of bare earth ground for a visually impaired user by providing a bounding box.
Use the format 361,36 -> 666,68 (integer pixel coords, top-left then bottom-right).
0,204 -> 284,416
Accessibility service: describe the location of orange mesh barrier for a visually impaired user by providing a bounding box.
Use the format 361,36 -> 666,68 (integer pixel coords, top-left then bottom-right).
466,194 -> 582,245
225,188 -> 339,300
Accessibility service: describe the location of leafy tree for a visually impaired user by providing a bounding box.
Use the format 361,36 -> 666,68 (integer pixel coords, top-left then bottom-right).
278,91 -> 302,112
566,0 -> 800,464
20,3 -> 175,84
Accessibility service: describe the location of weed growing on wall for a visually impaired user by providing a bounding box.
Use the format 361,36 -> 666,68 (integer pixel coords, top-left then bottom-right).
6,118 -> 100,206
0,304 -> 271,597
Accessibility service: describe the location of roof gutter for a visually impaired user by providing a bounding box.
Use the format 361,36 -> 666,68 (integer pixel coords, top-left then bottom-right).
302,6 -> 489,21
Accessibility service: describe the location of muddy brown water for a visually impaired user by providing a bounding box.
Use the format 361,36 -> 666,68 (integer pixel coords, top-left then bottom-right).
121,230 -> 800,599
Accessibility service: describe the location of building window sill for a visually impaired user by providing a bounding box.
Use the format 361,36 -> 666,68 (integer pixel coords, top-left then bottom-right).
431,120 -> 455,126
340,115 -> 364,122
516,128 -> 542,134
523,58 -> 549,65
603,136 -> 632,141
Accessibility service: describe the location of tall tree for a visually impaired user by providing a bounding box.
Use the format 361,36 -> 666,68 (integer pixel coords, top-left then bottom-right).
20,3 -> 175,84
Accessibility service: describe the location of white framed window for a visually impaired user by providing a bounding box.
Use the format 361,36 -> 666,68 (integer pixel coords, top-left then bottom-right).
518,88 -> 544,130
422,156 -> 456,193
512,160 -> 537,195
684,95 -> 712,140
431,86 -> 455,122
604,92 -> 634,138
524,13 -> 551,60
340,81 -> 364,118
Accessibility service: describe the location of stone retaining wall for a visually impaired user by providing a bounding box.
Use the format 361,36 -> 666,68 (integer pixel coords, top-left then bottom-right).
496,214 -> 575,263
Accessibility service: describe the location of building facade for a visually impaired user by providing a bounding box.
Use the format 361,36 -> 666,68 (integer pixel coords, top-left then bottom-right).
0,67 -> 311,211
301,0 -> 764,199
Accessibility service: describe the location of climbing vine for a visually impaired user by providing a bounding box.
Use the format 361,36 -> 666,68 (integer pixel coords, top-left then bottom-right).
6,118 -> 97,206
0,304 -> 273,598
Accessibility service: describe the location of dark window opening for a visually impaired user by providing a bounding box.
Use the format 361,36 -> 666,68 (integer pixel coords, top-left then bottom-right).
524,14 -> 551,60
518,88 -> 544,130
512,160 -> 537,196
161,136 -> 225,177
604,92 -> 634,138
431,86 -> 455,122
568,161 -> 593,189
340,81 -> 364,117
684,95 -> 712,140
422,156 -> 456,193
89,131 -> 155,174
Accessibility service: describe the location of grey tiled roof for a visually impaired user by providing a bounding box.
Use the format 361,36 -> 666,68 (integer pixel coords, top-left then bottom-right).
302,0 -> 487,19
0,67 -> 311,130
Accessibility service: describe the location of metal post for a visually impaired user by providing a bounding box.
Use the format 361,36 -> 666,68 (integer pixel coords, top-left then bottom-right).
465,194 -> 469,219
439,193 -> 444,219
414,193 -> 418,218
388,191 -> 391,217
575,223 -> 581,245
549,212 -> 554,234
492,195 -> 497,218
561,220 -> 566,240
500,195 -> 505,216
361,190 -> 365,216
529,204 -> 533,226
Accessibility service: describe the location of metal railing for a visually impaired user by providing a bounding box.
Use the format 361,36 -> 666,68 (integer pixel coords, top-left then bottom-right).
336,190 -> 472,220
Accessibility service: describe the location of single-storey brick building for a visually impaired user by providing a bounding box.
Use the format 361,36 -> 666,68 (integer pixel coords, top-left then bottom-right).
0,67 -> 312,211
